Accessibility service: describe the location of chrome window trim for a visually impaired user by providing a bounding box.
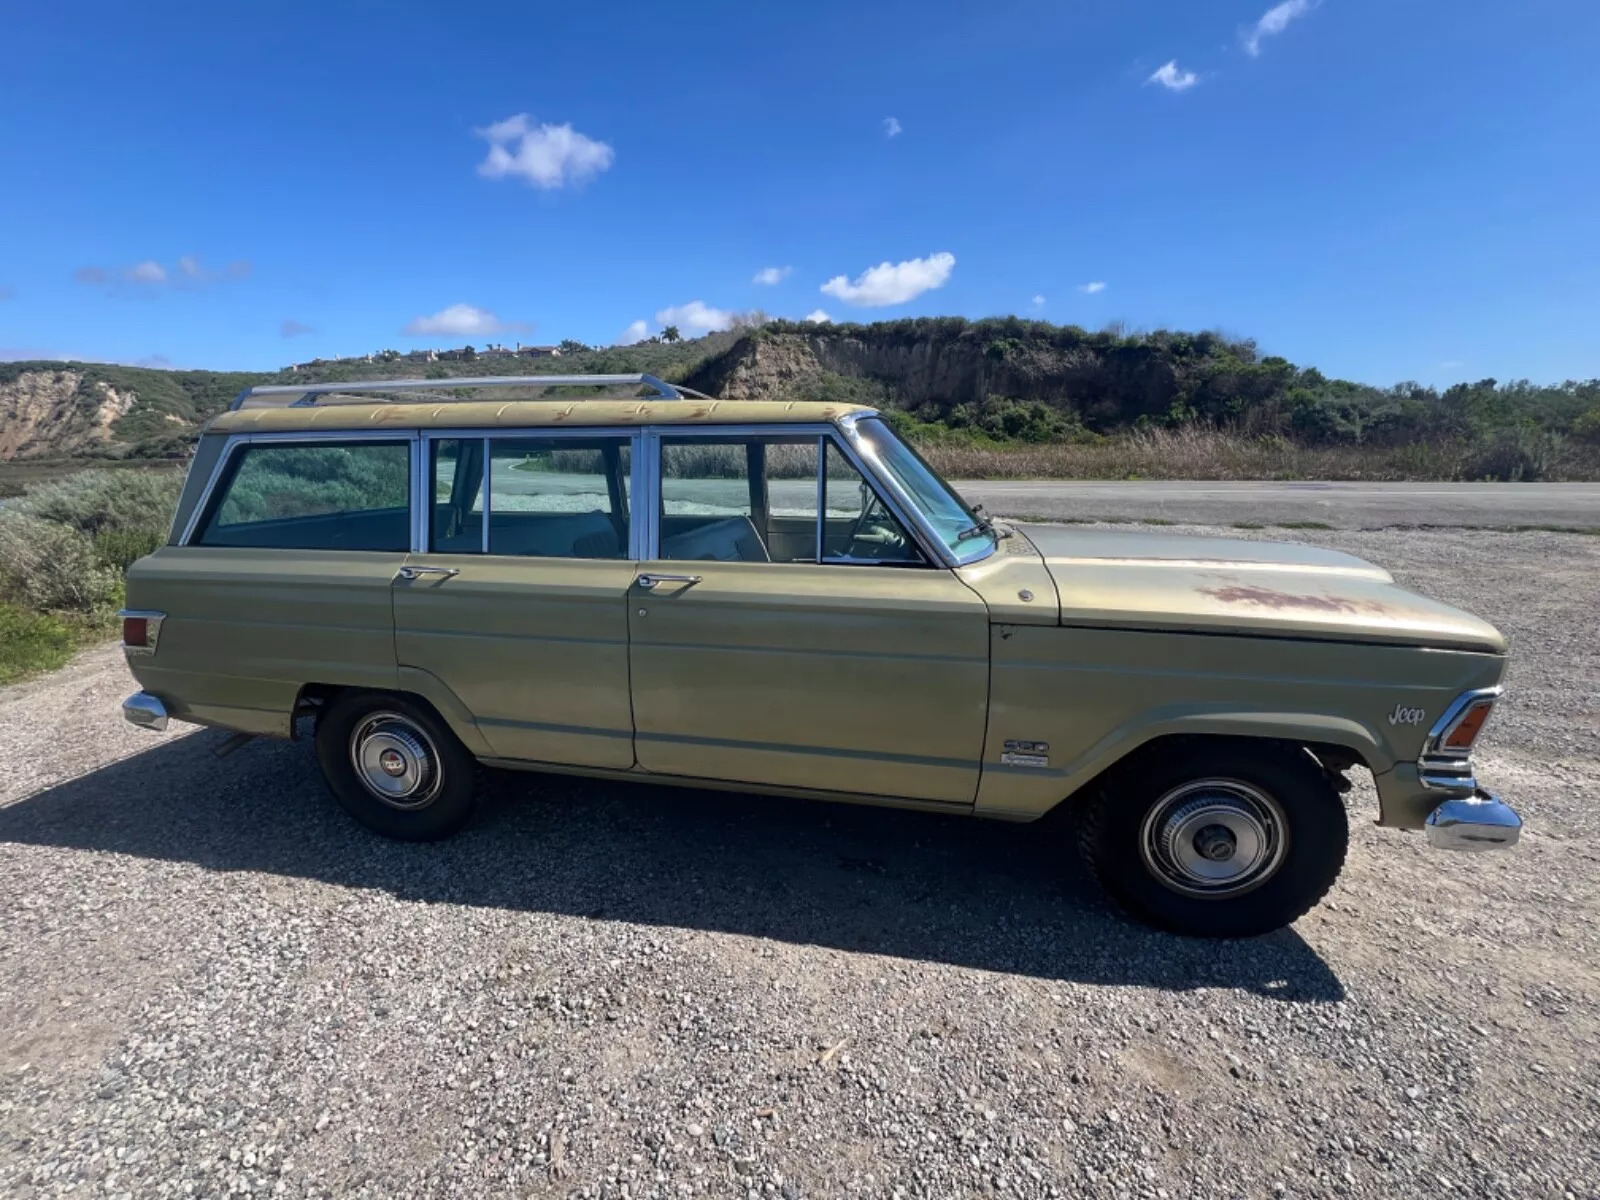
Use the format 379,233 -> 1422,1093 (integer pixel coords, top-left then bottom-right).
644,423 -> 941,567
834,412 -> 994,569
418,427 -> 644,562
179,429 -> 421,548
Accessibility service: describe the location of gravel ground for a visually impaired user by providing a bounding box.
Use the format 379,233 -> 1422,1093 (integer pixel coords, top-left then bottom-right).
1,526 -> 1597,1200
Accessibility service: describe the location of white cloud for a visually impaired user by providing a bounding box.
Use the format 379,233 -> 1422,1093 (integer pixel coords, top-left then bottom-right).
883,117 -> 902,138
1079,281 -> 1107,294
1031,294 -> 1046,307
1146,60 -> 1199,92
1244,0 -> 1315,56
820,251 -> 955,307
803,309 -> 831,324
475,113 -> 615,189
752,265 -> 792,286
615,320 -> 651,345
403,303 -> 530,338
73,256 -> 250,289
655,300 -> 736,333
127,260 -> 168,284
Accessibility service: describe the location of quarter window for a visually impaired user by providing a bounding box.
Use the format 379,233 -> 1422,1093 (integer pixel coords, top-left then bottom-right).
197,441 -> 410,550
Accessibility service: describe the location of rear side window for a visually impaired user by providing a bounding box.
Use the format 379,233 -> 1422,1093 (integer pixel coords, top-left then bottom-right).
429,436 -> 632,558
196,441 -> 411,550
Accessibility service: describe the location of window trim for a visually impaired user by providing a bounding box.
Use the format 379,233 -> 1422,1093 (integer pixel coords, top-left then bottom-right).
421,428 -> 643,560
646,425 -> 938,567
181,430 -> 420,549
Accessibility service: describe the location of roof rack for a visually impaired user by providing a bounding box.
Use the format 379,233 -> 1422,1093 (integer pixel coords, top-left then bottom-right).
229,373 -> 707,410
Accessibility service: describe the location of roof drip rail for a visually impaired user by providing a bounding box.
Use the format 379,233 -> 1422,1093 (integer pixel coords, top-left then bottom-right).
228,373 -> 703,410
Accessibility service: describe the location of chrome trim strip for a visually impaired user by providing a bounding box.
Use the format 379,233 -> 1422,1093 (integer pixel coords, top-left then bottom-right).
814,435 -> 826,564
122,692 -> 170,733
231,373 -> 684,409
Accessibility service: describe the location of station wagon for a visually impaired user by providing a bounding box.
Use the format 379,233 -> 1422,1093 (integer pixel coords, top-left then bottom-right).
119,374 -> 1521,936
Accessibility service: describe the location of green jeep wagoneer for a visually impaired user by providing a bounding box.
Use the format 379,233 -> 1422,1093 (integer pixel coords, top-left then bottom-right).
119,373 -> 1521,936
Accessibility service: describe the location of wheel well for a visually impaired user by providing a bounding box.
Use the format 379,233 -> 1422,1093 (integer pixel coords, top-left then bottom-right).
1062,733 -> 1369,814
291,684 -> 454,741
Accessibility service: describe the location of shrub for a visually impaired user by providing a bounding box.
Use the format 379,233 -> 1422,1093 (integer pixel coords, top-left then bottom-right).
0,602 -> 78,684
0,512 -> 123,615
11,468 -> 182,536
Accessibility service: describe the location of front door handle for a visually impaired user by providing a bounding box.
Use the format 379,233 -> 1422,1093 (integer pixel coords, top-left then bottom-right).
636,573 -> 702,590
396,565 -> 461,581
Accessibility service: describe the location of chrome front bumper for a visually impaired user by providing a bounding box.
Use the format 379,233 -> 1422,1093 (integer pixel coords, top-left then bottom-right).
1425,790 -> 1522,851
122,691 -> 170,733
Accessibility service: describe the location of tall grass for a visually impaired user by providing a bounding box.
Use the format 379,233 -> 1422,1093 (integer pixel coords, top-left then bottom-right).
917,426 -> 1600,482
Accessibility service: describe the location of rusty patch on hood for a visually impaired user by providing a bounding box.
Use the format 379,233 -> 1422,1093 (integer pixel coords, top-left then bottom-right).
1198,584 -> 1395,616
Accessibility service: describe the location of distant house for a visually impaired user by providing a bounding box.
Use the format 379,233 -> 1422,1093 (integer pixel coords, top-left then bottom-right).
515,344 -> 562,358
402,349 -> 436,363
478,346 -> 515,361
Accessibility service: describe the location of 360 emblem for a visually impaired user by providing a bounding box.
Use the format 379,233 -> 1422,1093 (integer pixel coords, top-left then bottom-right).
1388,704 -> 1427,727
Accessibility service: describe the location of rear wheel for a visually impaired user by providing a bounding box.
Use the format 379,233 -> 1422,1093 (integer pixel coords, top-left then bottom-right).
314,692 -> 480,840
1077,743 -> 1347,937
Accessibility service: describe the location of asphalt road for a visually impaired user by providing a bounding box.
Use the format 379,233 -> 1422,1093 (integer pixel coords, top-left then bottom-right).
956,480 -> 1600,530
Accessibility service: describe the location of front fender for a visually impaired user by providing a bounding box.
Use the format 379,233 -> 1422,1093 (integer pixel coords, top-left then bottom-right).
973,623 -> 1504,820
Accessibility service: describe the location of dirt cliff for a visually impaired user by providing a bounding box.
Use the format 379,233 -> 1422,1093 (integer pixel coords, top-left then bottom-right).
0,370 -> 139,460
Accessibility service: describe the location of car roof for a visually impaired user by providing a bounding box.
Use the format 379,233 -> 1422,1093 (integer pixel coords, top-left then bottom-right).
207,399 -> 878,435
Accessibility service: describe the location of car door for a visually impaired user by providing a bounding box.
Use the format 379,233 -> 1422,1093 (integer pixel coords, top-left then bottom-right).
627,429 -> 990,804
392,431 -> 639,769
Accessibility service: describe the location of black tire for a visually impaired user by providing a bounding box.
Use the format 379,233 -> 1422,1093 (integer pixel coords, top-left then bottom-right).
314,691 -> 481,841
1077,742 -> 1347,938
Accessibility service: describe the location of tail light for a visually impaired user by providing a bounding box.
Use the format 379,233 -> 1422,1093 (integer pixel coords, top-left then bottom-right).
118,609 -> 165,657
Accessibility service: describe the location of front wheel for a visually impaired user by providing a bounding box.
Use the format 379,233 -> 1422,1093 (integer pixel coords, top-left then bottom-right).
314,692 -> 481,841
1077,743 -> 1348,937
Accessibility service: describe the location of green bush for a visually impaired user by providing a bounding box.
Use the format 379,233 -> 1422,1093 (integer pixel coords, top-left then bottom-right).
0,602 -> 78,684
0,513 -> 123,615
11,468 -> 182,536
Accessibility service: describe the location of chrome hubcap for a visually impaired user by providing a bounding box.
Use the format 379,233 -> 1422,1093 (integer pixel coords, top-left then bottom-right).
350,713 -> 442,810
1138,779 -> 1287,897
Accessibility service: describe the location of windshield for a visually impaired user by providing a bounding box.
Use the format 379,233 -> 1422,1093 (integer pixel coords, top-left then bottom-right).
853,418 -> 996,561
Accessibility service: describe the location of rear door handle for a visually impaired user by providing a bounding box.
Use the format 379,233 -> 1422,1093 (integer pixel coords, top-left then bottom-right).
636,573 -> 702,590
396,565 -> 461,581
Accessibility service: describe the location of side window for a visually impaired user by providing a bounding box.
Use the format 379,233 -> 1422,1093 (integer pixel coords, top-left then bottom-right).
431,439 -> 484,552
197,441 -> 410,550
822,442 -> 921,564
659,437 -> 816,564
656,435 -> 923,565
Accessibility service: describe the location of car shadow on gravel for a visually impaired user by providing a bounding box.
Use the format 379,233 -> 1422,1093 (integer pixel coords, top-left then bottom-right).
2,732 -> 1344,1001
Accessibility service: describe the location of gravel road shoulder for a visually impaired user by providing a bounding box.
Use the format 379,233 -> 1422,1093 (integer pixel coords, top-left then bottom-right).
1,527 -> 1596,1199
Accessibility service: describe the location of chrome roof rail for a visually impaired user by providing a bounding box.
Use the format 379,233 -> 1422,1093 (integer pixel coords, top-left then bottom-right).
229,373 -> 703,410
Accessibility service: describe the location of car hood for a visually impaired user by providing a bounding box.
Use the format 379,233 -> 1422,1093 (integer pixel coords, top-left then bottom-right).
1016,525 -> 1506,653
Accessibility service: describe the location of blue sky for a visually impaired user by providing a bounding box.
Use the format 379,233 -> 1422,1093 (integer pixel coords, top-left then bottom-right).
1,0 -> 1596,386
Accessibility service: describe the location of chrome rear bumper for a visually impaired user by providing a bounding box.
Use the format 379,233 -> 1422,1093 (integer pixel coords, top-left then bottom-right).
1425,791 -> 1521,851
122,691 -> 169,733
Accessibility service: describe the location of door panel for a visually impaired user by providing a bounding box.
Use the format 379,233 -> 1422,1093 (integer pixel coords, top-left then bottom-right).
627,561 -> 990,802
394,555 -> 636,768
